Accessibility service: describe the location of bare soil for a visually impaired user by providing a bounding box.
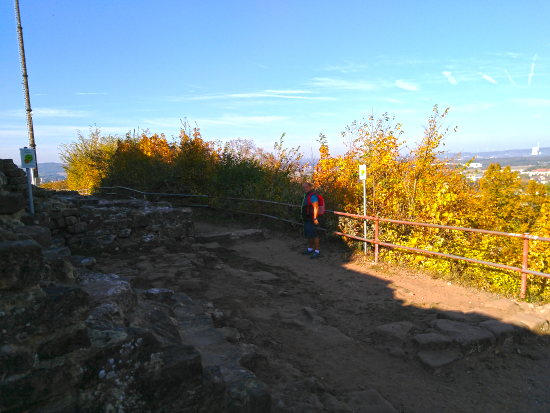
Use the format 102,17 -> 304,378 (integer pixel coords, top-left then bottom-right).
96,211 -> 550,413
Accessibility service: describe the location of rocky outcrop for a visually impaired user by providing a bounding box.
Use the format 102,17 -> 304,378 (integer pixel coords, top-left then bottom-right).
0,159 -> 270,413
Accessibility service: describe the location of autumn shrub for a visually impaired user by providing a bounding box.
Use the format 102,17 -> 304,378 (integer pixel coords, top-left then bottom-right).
312,106 -> 550,299
60,126 -> 118,191
58,108 -> 550,299
40,180 -> 69,191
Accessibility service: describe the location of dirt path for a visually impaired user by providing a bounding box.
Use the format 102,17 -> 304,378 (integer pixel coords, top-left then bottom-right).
95,213 -> 550,412
193,217 -> 550,413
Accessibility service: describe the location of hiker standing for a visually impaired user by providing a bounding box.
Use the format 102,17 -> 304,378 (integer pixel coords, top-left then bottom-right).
301,182 -> 321,259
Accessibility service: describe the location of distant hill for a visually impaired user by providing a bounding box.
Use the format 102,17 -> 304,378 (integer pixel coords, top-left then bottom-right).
438,146 -> 550,169
33,162 -> 67,183
444,146 -> 550,160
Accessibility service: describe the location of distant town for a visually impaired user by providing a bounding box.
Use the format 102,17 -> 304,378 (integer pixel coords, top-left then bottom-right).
451,143 -> 550,184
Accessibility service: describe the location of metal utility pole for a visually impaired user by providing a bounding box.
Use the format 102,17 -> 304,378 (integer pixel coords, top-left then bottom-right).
14,0 -> 40,185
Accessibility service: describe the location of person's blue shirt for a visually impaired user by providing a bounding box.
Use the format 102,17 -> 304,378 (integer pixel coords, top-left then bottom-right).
310,194 -> 318,204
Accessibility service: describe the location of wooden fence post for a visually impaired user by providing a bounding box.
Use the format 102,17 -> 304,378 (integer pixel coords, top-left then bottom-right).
374,218 -> 379,263
520,234 -> 529,299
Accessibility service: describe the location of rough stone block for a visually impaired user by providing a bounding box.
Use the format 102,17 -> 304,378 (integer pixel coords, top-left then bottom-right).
37,327 -> 91,360
417,349 -> 462,373
48,209 -> 63,219
118,228 -> 132,238
104,219 -> 131,230
62,208 -> 78,217
97,234 -> 116,245
67,221 -> 87,234
7,176 -> 28,185
429,319 -> 495,353
80,273 -> 137,317
14,225 -> 52,248
20,212 -> 51,228
412,333 -> 453,350
479,319 -> 517,345
0,240 -> 44,291
0,344 -> 34,377
0,191 -> 25,214
81,236 -> 99,248
504,313 -> 550,334
65,215 -> 78,225
0,285 -> 91,341
373,321 -> 414,344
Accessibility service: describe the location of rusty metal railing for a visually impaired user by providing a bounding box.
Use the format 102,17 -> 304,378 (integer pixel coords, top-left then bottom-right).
89,186 -> 550,298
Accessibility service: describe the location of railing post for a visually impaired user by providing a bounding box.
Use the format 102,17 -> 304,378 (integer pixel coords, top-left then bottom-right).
520,233 -> 529,299
374,218 -> 379,263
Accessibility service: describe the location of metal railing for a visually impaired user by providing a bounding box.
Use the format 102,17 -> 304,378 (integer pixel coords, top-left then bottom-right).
89,186 -> 550,298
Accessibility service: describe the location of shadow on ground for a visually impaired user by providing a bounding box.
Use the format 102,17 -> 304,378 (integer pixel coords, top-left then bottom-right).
95,208 -> 550,413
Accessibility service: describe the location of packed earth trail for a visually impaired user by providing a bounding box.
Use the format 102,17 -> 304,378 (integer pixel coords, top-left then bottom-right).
96,212 -> 550,413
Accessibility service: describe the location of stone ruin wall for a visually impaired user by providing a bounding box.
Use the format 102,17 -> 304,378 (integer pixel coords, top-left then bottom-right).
0,158 -> 269,413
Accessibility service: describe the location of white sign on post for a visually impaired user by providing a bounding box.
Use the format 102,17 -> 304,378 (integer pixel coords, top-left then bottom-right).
359,164 -> 367,180
359,165 -> 367,255
20,148 -> 36,169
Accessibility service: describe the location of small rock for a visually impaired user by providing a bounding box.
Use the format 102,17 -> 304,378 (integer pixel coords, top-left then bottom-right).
504,313 -> 550,334
429,319 -> 495,353
218,326 -> 241,342
417,349 -> 461,373
301,307 -> 327,325
412,333 -> 452,350
479,319 -> 517,346
373,321 -> 413,344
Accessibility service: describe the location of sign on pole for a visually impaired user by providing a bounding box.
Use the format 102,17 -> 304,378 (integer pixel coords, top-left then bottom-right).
359,165 -> 367,255
20,147 -> 36,169
359,164 -> 367,180
20,147 -> 35,214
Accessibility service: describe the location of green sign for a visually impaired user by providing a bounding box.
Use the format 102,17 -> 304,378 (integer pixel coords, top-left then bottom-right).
20,148 -> 36,169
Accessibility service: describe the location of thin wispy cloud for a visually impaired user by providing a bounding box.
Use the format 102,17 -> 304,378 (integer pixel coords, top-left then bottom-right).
1,108 -> 91,118
504,69 -> 516,86
264,90 -> 312,94
376,97 -> 407,104
199,115 -> 287,127
33,108 -> 91,118
76,92 -> 107,95
513,98 -> 550,107
310,77 -> 376,91
442,71 -> 457,85
185,92 -> 332,101
395,80 -> 419,91
480,73 -> 497,84
528,54 -> 537,85
322,61 -> 368,73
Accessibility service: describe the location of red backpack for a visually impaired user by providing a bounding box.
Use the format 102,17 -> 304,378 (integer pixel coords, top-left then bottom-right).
306,192 -> 325,216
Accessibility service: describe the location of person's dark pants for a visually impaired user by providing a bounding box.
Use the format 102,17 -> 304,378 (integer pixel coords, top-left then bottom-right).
303,221 -> 317,238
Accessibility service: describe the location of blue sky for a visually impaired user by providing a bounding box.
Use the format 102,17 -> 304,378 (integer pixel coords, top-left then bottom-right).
1,0 -> 549,163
